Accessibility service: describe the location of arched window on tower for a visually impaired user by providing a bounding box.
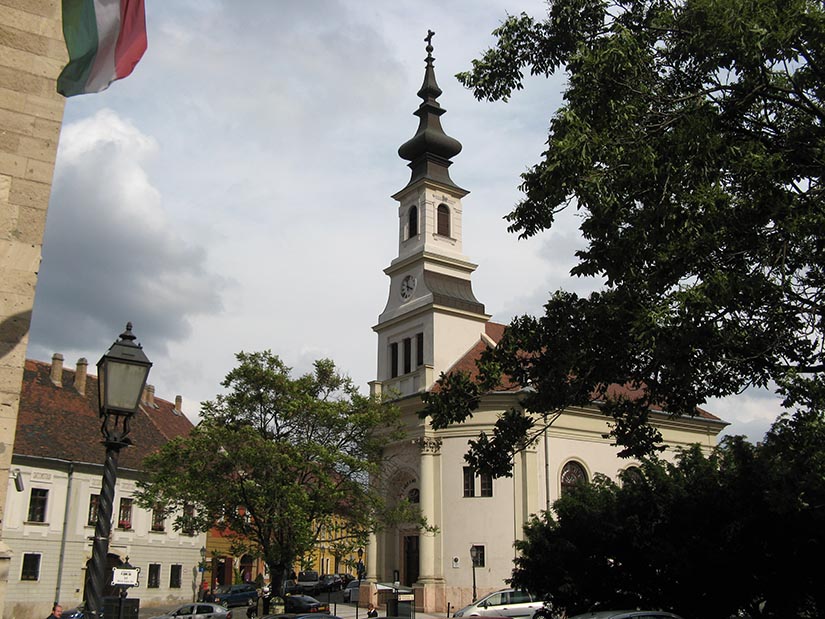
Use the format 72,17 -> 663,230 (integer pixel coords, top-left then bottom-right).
437,204 -> 450,237
560,461 -> 588,496
408,205 -> 418,238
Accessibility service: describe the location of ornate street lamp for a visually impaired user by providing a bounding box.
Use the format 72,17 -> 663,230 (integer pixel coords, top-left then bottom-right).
87,324 -> 152,619
356,548 -> 365,581
470,545 -> 479,602
200,546 -> 207,601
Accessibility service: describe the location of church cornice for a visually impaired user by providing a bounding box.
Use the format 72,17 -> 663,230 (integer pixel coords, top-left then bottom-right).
391,176 -> 469,202
373,301 -> 490,333
385,250 -> 478,277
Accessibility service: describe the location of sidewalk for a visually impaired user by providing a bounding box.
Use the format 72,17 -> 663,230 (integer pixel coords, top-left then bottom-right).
321,603 -> 444,619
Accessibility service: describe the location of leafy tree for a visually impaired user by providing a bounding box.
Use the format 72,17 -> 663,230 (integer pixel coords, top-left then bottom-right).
510,411 -> 825,618
136,351 -> 406,594
423,0 -> 825,473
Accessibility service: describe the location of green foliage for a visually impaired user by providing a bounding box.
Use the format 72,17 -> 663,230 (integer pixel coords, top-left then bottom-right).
510,412 -> 825,618
426,0 -> 825,469
136,351 -> 405,593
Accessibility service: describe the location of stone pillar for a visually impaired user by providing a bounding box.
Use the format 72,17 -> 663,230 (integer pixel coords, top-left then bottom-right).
0,1 -> 67,616
415,436 -> 444,611
366,531 -> 378,581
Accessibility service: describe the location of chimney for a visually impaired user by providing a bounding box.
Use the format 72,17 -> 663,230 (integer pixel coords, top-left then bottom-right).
50,353 -> 64,387
143,384 -> 155,407
74,358 -> 87,395
175,395 -> 182,415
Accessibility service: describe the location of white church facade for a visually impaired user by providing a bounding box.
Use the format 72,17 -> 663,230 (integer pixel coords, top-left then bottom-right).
366,36 -> 727,614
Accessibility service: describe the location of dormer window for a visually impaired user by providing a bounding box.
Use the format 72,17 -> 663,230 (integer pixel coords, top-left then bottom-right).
408,205 -> 418,238
437,204 -> 450,237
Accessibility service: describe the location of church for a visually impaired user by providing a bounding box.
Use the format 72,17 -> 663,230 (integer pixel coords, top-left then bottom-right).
364,36 -> 727,614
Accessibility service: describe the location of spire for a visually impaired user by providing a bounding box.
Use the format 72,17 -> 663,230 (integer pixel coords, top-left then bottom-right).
398,30 -> 464,192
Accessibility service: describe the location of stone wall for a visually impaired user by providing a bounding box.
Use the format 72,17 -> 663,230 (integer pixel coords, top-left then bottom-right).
0,0 -> 66,615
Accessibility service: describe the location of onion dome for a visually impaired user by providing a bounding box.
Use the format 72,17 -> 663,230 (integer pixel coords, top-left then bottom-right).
398,30 -> 464,191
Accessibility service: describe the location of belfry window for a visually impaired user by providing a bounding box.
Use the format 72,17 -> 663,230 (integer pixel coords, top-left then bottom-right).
408,205 -> 418,238
390,342 -> 399,378
403,338 -> 412,374
437,204 -> 450,236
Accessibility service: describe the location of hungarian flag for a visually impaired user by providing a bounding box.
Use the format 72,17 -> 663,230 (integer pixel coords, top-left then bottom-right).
57,0 -> 147,97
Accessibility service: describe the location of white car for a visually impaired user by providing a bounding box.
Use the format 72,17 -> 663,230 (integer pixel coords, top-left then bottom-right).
453,589 -> 543,618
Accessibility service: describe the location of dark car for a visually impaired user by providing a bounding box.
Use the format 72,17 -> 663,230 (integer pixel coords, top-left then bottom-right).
212,583 -> 259,608
282,595 -> 329,614
568,612 -> 683,619
318,574 -> 342,592
150,603 -> 233,619
263,615 -> 342,619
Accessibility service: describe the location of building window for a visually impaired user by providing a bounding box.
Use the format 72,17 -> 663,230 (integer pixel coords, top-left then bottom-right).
560,461 -> 588,496
470,545 -> 485,568
27,488 -> 48,522
408,205 -> 418,238
151,506 -> 165,532
437,204 -> 450,236
390,342 -> 399,378
21,553 -> 40,581
463,467 -> 475,498
87,494 -> 100,526
416,332 -> 424,367
183,503 -> 195,535
463,467 -> 493,498
170,564 -> 182,588
148,563 -> 160,588
480,472 -> 493,497
403,338 -> 412,374
118,498 -> 133,529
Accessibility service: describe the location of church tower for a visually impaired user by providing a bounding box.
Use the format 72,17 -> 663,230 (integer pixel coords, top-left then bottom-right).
373,32 -> 490,399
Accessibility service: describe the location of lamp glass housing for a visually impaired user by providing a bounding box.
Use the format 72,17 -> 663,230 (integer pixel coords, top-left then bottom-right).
97,325 -> 152,415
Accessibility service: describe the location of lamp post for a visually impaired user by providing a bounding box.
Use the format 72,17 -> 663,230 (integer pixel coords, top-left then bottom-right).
87,324 -> 152,619
356,548 -> 364,581
469,546 -> 479,602
200,546 -> 207,601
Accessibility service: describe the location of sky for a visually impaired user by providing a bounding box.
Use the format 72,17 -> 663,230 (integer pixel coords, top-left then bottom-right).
27,0 -> 785,444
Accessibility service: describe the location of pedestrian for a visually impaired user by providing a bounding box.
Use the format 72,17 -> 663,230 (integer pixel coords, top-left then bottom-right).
367,603 -> 378,618
46,605 -> 62,619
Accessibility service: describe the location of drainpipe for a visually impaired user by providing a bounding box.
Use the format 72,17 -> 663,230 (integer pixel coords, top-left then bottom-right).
55,462 -> 75,604
544,428 -> 551,511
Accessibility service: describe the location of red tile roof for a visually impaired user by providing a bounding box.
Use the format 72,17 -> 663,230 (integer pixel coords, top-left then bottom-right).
16,358 -> 194,470
439,322 -> 721,421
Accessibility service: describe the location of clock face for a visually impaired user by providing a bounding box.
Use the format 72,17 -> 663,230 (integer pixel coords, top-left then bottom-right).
400,275 -> 417,300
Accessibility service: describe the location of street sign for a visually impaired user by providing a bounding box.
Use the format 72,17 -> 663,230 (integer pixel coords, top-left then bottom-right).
398,594 -> 415,602
112,567 -> 140,587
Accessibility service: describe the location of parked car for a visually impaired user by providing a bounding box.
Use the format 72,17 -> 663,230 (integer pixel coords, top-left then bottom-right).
264,615 -> 342,619
567,612 -> 683,619
282,579 -> 301,596
297,570 -> 321,594
342,580 -> 361,602
150,604 -> 233,619
453,589 -> 543,618
319,574 -> 342,592
283,595 -> 329,613
212,583 -> 259,608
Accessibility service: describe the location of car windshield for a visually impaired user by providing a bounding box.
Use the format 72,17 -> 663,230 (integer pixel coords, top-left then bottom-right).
215,585 -> 231,594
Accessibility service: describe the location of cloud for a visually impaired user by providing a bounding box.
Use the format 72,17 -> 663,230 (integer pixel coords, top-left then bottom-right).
28,110 -> 227,362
